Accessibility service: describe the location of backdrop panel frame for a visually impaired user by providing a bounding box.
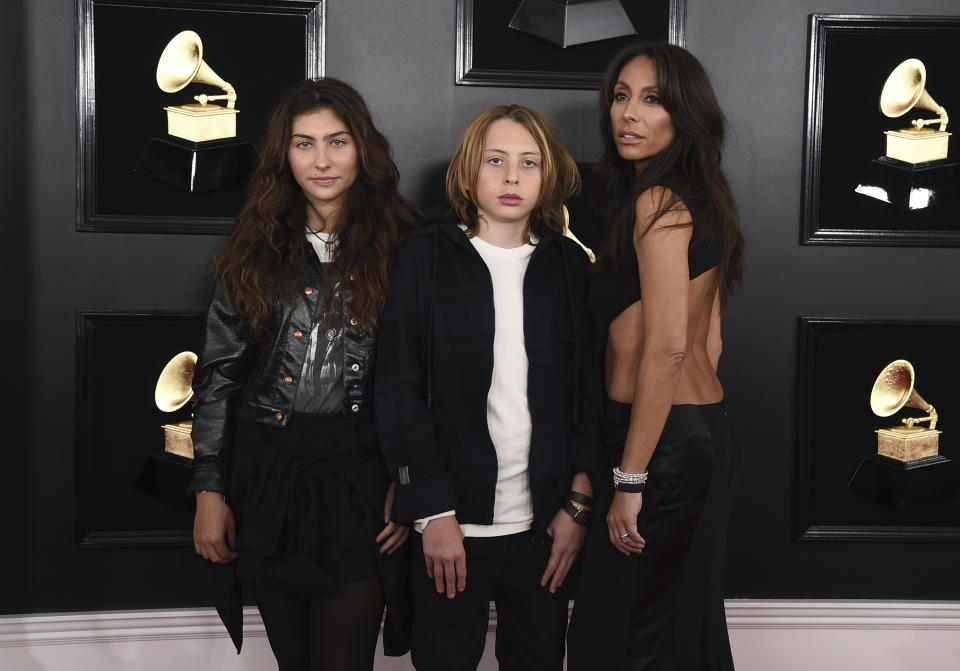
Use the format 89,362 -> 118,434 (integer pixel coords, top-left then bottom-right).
76,0 -> 325,234
801,14 -> 960,247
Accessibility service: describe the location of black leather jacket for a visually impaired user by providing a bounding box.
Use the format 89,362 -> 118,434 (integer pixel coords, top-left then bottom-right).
189,251 -> 375,494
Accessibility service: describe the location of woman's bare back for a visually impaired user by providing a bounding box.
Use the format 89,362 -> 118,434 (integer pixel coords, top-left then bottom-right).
605,267 -> 723,405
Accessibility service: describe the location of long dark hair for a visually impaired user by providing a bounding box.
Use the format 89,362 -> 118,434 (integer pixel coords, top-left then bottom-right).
596,42 -> 743,307
215,78 -> 419,341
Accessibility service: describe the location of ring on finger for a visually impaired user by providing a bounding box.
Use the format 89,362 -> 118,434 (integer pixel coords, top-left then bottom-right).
619,532 -> 629,543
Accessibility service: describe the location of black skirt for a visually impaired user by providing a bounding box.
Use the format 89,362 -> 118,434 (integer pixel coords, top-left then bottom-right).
214,412 -> 410,655
567,399 -> 737,671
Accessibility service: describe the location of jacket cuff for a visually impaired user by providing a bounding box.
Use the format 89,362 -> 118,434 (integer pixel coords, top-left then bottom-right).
188,460 -> 226,497
413,510 -> 457,533
391,475 -> 457,523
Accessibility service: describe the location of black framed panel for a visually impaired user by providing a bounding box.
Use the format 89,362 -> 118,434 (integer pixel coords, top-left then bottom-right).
796,317 -> 960,542
75,310 -> 205,548
801,14 -> 960,246
76,0 -> 325,234
456,0 -> 686,89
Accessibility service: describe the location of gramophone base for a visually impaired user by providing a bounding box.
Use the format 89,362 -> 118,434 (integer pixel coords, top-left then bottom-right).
161,421 -> 195,459
875,427 -> 941,462
134,450 -> 194,509
854,156 -> 960,211
884,128 -> 950,164
509,0 -> 636,48
135,136 -> 257,193
165,104 -> 238,143
848,453 -> 957,510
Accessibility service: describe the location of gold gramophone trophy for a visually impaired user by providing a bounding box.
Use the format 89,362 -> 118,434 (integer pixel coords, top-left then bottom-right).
153,351 -> 197,460
870,359 -> 940,462
157,30 -> 238,142
509,0 -> 636,48
562,205 -> 595,262
878,60 -> 949,164
855,58 -> 959,211
135,30 -> 256,192
848,359 -> 955,509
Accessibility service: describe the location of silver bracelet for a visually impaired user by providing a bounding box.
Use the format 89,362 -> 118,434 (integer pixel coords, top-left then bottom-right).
612,466 -> 649,485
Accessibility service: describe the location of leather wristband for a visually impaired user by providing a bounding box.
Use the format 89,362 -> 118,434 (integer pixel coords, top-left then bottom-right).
562,499 -> 591,525
613,481 -> 646,493
567,489 -> 595,507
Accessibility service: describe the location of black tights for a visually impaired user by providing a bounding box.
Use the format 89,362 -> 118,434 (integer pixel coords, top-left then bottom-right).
253,576 -> 385,671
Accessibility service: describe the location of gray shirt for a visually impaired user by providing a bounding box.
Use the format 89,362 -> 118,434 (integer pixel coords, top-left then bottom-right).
293,230 -> 346,414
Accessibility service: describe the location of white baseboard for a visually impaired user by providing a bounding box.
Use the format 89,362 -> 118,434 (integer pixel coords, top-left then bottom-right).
725,599 -> 960,630
2,601 -> 959,670
0,609 -> 265,647
724,601 -> 960,671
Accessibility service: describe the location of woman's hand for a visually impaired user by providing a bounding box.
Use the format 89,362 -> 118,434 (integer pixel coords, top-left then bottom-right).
540,509 -> 588,593
376,482 -> 410,555
421,515 -> 466,599
193,491 -> 237,563
607,490 -> 646,556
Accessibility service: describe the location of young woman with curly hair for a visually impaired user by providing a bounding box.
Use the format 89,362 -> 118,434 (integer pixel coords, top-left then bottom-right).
189,77 -> 419,670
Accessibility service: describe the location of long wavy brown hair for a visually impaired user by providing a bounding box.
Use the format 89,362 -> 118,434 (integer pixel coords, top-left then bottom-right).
446,105 -> 580,242
215,78 -> 418,341
596,43 -> 744,308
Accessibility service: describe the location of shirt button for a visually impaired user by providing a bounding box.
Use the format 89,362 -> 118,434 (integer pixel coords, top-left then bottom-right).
351,404 -> 359,413
351,363 -> 360,372
293,330 -> 303,340
284,376 -> 293,385
304,286 -> 314,295
326,328 -> 336,340
349,318 -> 358,326
274,412 -> 284,421
349,274 -> 356,281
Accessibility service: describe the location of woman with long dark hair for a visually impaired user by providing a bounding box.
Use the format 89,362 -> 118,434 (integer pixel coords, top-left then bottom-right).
189,78 -> 419,670
567,43 -> 744,670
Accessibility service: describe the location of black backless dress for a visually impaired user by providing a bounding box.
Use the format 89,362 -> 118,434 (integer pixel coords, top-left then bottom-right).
567,180 -> 737,671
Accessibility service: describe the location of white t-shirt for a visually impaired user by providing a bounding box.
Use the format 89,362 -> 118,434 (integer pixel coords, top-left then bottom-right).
416,233 -> 536,537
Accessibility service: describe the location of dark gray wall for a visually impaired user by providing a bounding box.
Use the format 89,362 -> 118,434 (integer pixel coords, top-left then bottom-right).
2,0 -> 32,611
3,0 -> 958,614
690,0 -> 959,597
325,2 -> 602,203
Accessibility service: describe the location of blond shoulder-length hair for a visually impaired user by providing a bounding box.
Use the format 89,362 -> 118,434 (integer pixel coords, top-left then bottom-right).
446,105 -> 580,240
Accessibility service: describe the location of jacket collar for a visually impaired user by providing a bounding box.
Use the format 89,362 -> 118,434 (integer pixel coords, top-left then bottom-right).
419,213 -> 563,255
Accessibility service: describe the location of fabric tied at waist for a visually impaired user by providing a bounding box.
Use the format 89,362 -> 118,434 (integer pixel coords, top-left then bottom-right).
231,413 -> 386,596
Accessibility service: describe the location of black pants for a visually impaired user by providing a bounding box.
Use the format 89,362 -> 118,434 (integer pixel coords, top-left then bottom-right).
410,531 -> 569,671
567,402 -> 737,671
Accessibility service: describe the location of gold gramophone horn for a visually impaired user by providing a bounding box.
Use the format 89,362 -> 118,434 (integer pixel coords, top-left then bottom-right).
869,359 -> 938,430
879,58 -> 948,132
561,205 -> 595,263
155,351 -> 198,412
156,30 -> 237,108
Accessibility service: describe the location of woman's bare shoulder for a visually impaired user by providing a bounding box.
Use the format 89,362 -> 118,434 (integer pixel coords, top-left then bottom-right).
633,186 -> 693,235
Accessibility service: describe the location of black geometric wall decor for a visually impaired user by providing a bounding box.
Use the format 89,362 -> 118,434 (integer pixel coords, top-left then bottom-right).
456,0 -> 685,89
